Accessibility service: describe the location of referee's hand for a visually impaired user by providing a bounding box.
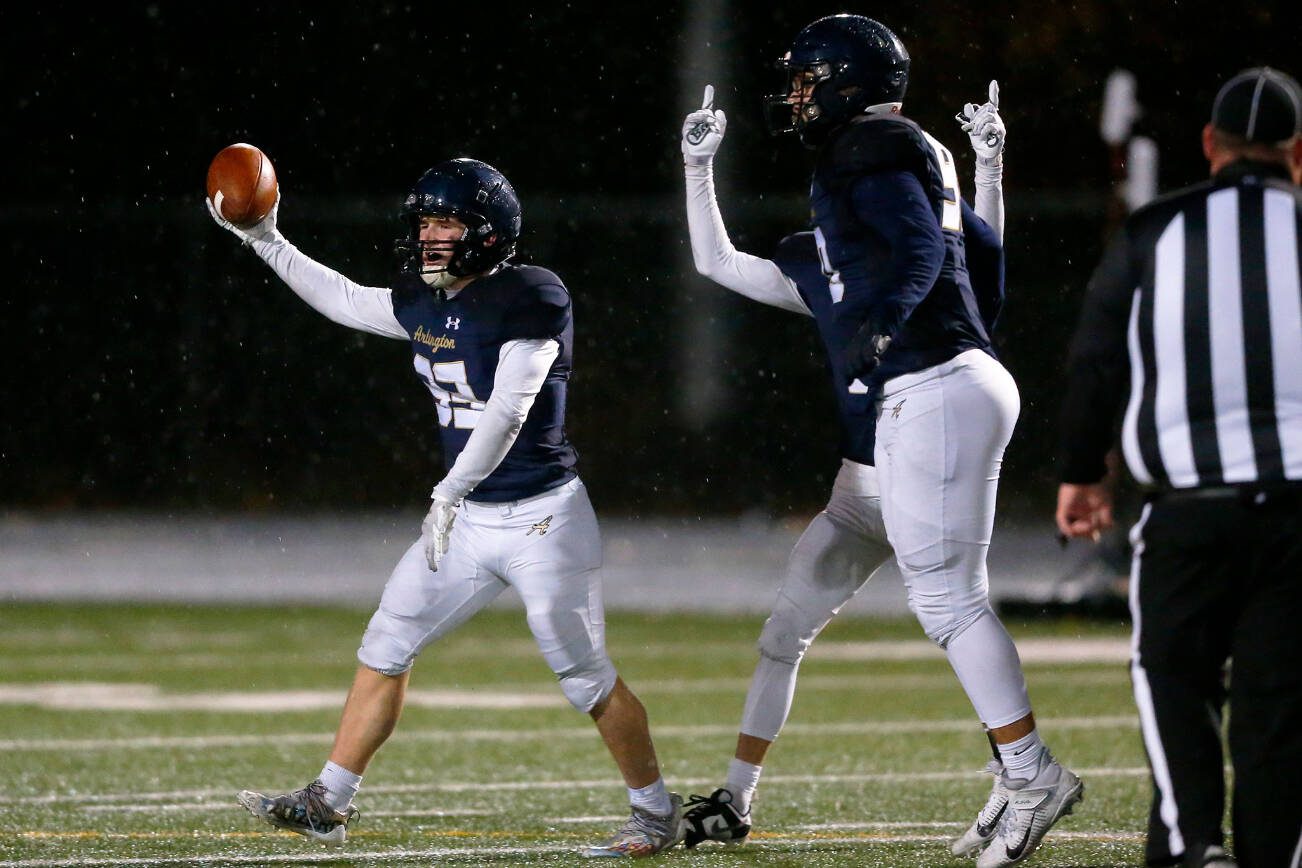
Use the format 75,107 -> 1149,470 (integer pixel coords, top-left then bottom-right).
1056,482 -> 1114,542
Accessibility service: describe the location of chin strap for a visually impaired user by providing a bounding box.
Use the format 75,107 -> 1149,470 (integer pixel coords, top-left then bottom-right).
863,102 -> 903,116
421,268 -> 458,289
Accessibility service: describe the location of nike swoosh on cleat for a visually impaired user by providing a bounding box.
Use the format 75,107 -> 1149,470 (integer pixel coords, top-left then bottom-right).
703,815 -> 733,836
1005,822 -> 1034,861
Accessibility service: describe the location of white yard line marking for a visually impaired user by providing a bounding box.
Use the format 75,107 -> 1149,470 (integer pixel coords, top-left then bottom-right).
0,669 -> 1130,713
3,636 -> 1131,671
0,718 -> 1130,755
76,804 -> 492,818
810,636 -> 1131,663
799,821 -> 966,830
0,683 -> 564,712
0,830 -> 1146,867
0,845 -> 577,868
0,714 -> 1138,754
2,765 -> 1152,807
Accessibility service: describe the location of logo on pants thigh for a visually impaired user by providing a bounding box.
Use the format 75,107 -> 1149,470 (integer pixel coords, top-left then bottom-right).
527,515 -> 553,536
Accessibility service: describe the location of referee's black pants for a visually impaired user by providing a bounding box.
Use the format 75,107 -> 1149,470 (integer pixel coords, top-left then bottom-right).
1129,486 -> 1302,868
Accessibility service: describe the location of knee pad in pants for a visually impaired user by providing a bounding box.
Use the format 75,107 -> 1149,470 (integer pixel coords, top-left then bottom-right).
910,588 -> 989,648
556,651 -> 618,712
357,614 -> 419,676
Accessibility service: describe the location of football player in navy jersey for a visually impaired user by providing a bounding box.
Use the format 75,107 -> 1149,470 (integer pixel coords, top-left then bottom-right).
208,158 -> 684,857
677,80 -> 1007,851
676,16 -> 1081,866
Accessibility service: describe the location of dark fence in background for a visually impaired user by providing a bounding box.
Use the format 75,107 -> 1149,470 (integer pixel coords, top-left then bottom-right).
9,1 -> 1286,520
4,192 -> 1106,519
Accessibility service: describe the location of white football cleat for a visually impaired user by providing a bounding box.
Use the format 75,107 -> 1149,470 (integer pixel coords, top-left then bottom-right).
976,754 -> 1083,867
950,759 -> 1009,857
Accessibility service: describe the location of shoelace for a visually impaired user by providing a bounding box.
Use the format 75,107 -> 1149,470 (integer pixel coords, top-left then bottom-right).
684,789 -> 736,818
275,780 -> 353,832
976,761 -> 1009,826
683,792 -> 719,814
626,802 -> 678,840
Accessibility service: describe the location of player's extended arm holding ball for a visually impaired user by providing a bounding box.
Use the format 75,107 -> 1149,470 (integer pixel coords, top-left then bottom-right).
207,179 -> 550,570
207,159 -> 685,857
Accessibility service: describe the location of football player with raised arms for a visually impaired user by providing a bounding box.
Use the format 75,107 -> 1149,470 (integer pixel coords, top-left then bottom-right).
207,158 -> 684,858
677,16 -> 1081,866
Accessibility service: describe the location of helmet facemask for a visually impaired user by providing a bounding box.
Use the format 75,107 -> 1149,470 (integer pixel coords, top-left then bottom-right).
393,158 -> 522,289
396,210 -> 503,287
764,56 -> 836,139
764,15 -> 910,148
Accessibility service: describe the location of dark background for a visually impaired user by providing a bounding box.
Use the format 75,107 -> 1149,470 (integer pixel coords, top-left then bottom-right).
2,1 -> 1296,520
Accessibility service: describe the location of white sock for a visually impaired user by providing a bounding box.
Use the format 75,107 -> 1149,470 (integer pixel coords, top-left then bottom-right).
318,761 -> 362,812
629,777 -> 672,817
725,757 -> 762,816
996,730 -> 1047,783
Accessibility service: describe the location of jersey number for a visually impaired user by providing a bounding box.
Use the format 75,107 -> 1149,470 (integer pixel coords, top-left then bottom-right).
814,228 -> 870,395
813,226 -> 847,305
413,356 -> 485,430
921,131 -> 962,232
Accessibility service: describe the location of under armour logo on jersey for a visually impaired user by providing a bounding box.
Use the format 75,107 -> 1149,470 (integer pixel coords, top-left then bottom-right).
527,515 -> 553,536
445,316 -> 461,330
891,398 -> 907,419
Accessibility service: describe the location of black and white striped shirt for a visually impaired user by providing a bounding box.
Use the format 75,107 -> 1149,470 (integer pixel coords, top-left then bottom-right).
1060,159 -> 1302,489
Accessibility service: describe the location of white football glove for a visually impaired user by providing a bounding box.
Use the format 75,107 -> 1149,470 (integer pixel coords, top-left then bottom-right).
681,84 -> 727,167
421,491 -> 459,572
955,80 -> 1006,164
205,188 -> 281,246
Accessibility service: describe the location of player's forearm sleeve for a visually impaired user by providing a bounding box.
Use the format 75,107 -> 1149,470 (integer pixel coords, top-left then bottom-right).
842,171 -> 944,337
248,233 -> 408,339
432,338 -> 560,502
1058,230 -> 1134,484
684,164 -> 811,315
972,157 -> 1004,242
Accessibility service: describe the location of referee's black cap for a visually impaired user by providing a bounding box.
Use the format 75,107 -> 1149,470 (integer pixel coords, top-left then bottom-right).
1211,67 -> 1302,144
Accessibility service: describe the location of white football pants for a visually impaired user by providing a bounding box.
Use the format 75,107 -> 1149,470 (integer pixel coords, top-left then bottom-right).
874,349 -> 1031,729
740,459 -> 894,741
357,477 -> 618,712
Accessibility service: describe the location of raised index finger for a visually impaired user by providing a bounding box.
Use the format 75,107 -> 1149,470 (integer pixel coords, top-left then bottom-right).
988,80 -> 1000,109
702,84 -> 714,110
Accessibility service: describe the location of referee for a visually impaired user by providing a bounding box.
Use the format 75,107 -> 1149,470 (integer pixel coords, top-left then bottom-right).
1057,67 -> 1302,868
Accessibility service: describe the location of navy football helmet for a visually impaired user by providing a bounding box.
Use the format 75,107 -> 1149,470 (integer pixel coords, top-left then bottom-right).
765,14 -> 910,147
394,158 -> 522,283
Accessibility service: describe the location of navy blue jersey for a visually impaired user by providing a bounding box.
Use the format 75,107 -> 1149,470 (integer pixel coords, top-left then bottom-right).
774,215 -> 1003,466
773,233 -> 878,465
811,114 -> 994,391
961,200 -> 1006,336
390,264 -> 578,502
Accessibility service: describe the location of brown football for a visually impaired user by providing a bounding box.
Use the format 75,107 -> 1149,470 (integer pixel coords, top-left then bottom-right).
206,143 -> 278,228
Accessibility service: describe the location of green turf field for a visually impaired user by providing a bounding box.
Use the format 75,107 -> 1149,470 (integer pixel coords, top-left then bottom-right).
0,602 -> 1153,866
